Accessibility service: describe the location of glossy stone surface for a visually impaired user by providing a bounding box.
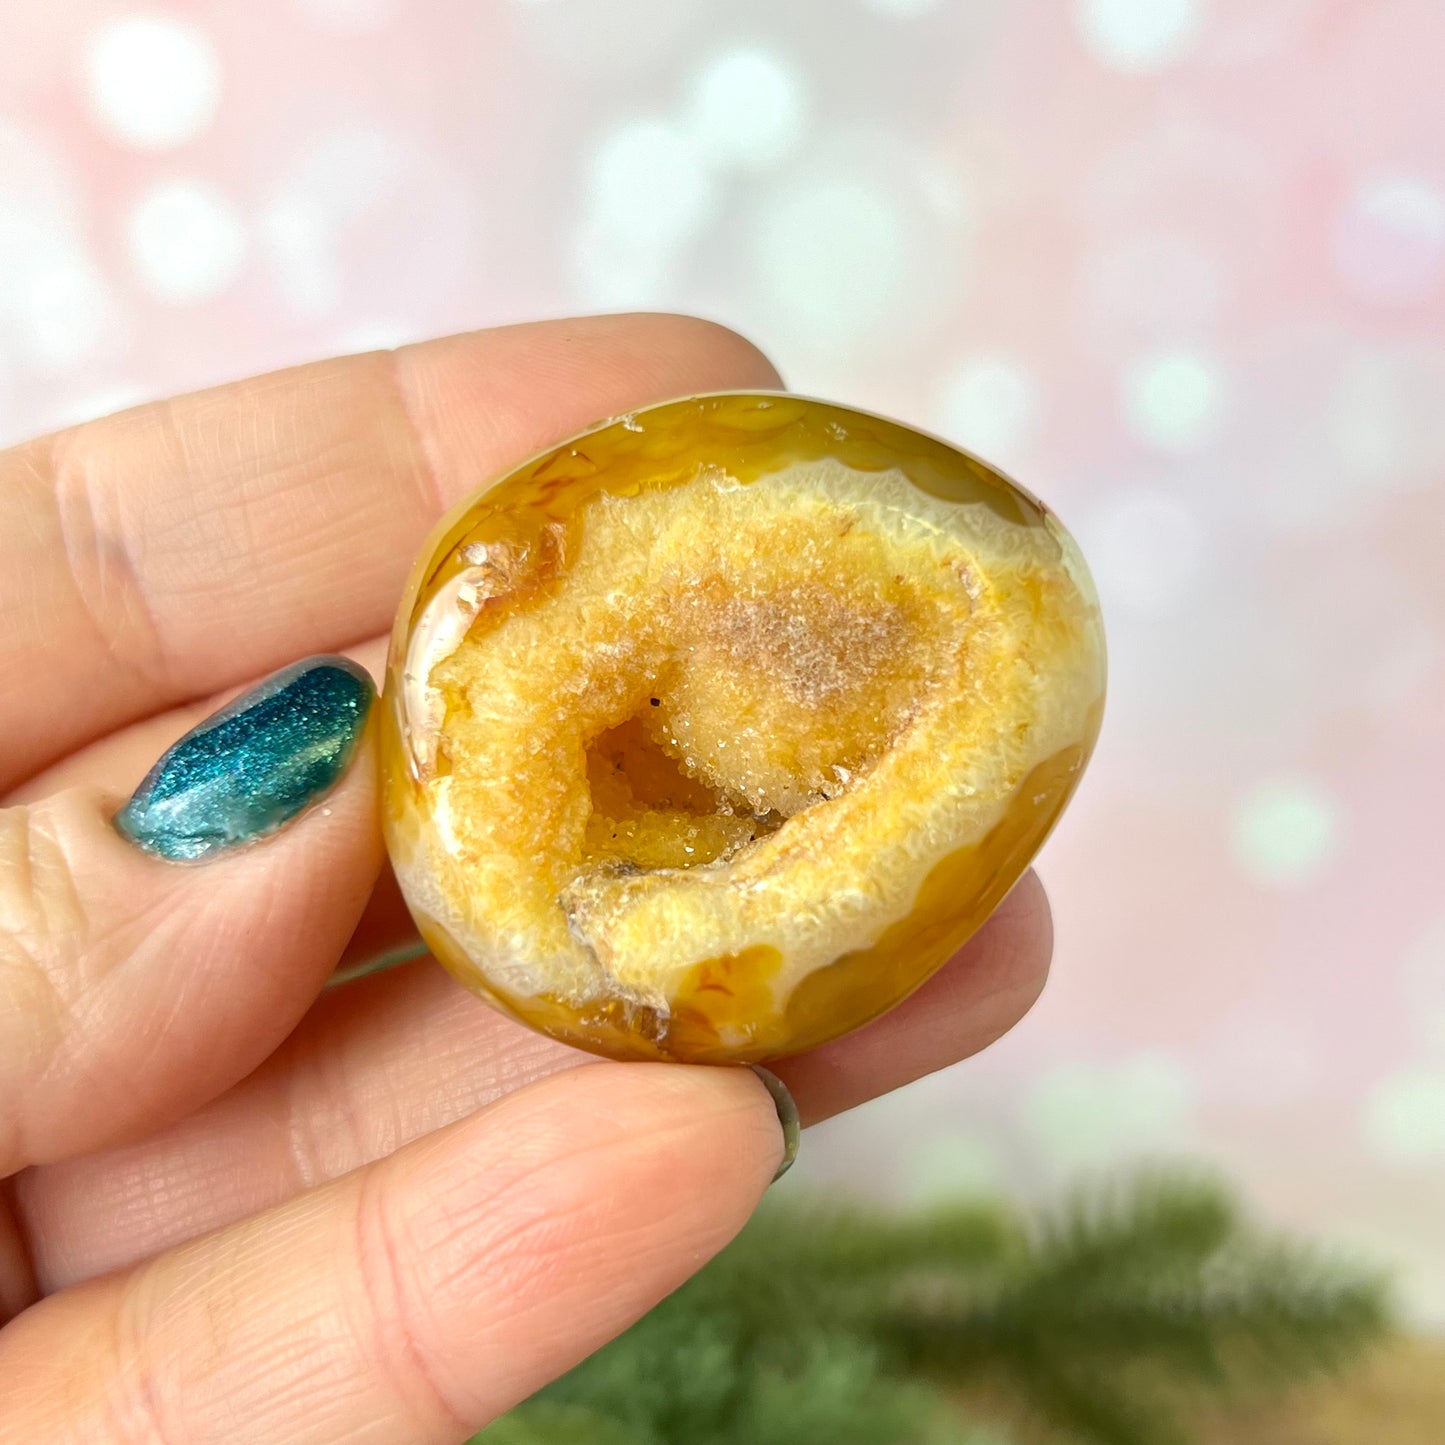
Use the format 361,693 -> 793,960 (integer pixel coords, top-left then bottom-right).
382,393 -> 1106,1063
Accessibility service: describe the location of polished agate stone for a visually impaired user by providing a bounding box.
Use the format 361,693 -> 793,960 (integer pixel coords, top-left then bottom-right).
381,393 -> 1106,1064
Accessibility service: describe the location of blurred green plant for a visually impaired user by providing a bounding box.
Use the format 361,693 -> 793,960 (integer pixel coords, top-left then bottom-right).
474,1172 -> 1390,1445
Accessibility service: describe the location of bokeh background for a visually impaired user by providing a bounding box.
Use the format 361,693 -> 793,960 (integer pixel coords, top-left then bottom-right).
2,0 -> 1442,1323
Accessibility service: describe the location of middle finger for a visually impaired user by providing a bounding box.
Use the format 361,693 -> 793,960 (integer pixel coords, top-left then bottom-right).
15,872 -> 1050,1293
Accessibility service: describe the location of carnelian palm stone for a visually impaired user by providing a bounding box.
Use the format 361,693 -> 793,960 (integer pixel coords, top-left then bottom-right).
382,393 -> 1106,1064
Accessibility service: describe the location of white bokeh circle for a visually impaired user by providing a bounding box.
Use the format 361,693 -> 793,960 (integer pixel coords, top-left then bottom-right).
1024,1055 -> 1197,1173
745,129 -> 962,366
126,180 -> 247,304
685,48 -> 808,170
1231,779 -> 1344,889
935,357 -> 1040,468
0,120 -> 120,373
1332,173 -> 1445,308
1363,1070 -> 1445,1166
83,15 -> 222,151
1121,348 -> 1227,453
22,257 -> 116,372
753,178 -> 907,348
1075,0 -> 1205,72
570,117 -> 714,308
588,118 -> 715,248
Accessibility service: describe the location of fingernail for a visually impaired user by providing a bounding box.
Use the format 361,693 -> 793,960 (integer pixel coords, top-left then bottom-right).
750,1066 -> 800,1183
116,657 -> 374,862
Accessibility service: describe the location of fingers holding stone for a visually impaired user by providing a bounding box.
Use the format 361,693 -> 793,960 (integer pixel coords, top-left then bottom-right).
17,874 -> 1049,1293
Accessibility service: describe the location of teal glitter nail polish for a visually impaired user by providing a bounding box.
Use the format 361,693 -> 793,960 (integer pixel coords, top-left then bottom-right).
115,657 -> 374,862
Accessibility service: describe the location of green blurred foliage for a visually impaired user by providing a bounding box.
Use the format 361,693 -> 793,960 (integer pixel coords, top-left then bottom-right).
474,1171 -> 1390,1445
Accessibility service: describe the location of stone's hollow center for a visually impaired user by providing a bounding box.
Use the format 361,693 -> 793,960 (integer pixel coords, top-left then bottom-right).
571,576 -> 943,877
580,713 -> 784,872
656,574 -> 936,820
688,575 -> 913,711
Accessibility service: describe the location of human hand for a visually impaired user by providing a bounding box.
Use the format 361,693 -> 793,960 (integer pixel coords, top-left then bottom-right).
0,315 -> 1052,1443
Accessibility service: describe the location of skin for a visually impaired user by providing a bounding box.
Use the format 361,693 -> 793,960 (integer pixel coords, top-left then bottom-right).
0,315 -> 1052,1444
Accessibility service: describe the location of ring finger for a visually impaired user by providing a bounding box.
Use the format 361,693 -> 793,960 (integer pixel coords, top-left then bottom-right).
15,870 -> 1051,1293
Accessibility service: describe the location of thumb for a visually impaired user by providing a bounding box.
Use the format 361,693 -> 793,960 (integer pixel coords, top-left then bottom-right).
0,656 -> 381,1176
0,1063 -> 796,1445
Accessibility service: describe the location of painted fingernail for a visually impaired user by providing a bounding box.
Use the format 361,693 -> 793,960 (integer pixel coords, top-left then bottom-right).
750,1066 -> 801,1183
116,657 -> 374,862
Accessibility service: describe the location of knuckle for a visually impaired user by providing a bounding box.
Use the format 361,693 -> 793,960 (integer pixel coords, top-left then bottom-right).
97,1274 -> 189,1445
48,423 -> 170,694
352,1169 -> 473,1439
0,805 -> 82,1162
0,802 -> 88,945
282,1033 -> 388,1194
0,795 -> 143,1173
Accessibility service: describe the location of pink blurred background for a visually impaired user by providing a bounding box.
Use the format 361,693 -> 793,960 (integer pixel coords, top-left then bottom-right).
3,0 -> 1442,1321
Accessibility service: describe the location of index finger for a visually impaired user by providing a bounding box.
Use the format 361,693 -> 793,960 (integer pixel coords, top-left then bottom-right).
0,315 -> 781,792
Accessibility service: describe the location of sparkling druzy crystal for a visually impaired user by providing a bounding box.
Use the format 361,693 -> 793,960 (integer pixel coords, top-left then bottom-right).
382,393 -> 1106,1063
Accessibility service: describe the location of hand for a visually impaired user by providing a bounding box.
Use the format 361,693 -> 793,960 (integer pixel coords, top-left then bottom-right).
0,315 -> 1052,1444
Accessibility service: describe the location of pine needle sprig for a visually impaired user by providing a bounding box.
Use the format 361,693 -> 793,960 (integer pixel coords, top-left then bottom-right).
476,1170 -> 1392,1445
879,1173 -> 1390,1442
